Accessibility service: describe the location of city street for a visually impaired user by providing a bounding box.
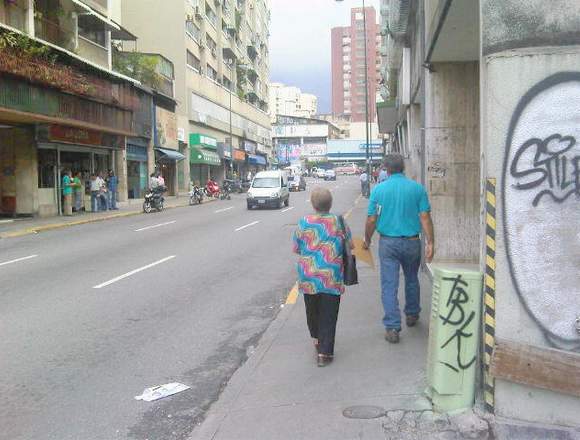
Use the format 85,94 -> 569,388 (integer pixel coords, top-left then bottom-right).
0,176 -> 361,440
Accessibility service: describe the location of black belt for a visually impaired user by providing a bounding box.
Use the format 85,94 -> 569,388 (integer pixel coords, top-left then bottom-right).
380,234 -> 420,240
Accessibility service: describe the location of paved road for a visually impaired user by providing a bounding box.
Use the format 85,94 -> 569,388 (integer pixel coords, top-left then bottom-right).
0,176 -> 362,440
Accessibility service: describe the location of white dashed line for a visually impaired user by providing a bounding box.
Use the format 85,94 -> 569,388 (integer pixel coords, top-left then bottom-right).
93,256 -> 176,289
215,206 -> 234,213
235,221 -> 260,232
135,221 -> 176,232
0,254 -> 38,267
281,207 -> 295,213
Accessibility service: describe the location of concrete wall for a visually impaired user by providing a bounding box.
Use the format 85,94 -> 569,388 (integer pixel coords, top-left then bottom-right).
481,0 -> 580,426
425,62 -> 480,263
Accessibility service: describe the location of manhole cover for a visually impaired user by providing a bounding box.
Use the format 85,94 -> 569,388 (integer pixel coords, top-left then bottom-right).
342,405 -> 386,419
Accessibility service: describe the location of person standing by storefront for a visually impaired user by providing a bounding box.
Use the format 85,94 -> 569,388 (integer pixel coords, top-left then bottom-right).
72,172 -> 83,213
107,170 -> 118,210
62,170 -> 73,216
359,170 -> 369,198
90,174 -> 101,212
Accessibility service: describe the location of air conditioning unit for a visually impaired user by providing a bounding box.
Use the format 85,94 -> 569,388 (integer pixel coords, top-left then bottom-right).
195,6 -> 202,18
186,14 -> 194,21
199,42 -> 206,50
211,48 -> 217,57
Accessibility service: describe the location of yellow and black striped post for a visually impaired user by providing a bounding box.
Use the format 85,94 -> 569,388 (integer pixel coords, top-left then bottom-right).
484,178 -> 497,413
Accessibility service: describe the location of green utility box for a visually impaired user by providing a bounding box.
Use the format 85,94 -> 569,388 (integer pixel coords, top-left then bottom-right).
426,266 -> 483,413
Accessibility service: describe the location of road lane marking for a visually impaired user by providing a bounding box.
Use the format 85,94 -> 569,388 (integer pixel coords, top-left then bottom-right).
215,206 -> 234,213
0,219 -> 14,224
135,221 -> 176,232
281,207 -> 295,213
285,284 -> 299,304
235,221 -> 260,232
0,254 -> 38,267
93,256 -> 176,289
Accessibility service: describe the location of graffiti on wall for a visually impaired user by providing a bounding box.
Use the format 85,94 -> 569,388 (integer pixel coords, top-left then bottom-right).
502,72 -> 580,351
439,275 -> 476,373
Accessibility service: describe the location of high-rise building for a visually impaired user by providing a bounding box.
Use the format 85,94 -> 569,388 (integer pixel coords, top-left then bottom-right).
331,7 -> 381,122
121,0 -> 272,186
269,83 -> 318,122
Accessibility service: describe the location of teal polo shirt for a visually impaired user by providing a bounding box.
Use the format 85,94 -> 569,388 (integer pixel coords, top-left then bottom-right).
368,173 -> 430,237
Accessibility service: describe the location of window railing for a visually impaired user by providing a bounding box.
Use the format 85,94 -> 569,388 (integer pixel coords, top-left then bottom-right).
34,17 -> 77,52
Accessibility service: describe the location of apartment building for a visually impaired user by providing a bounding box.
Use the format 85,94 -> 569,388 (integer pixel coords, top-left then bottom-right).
269,83 -> 318,122
0,0 -> 150,216
121,0 -> 272,187
331,6 -> 381,123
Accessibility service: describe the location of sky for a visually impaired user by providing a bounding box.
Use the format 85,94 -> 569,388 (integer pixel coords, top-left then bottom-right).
269,0 -> 381,114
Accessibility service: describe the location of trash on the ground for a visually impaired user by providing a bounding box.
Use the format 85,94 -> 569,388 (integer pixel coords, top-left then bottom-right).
134,382 -> 190,402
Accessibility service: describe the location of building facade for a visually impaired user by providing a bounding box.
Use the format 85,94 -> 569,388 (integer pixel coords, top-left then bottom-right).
331,6 -> 381,122
272,116 -> 340,168
380,0 -> 580,428
269,83 -> 318,122
121,0 -> 272,188
0,0 -> 149,217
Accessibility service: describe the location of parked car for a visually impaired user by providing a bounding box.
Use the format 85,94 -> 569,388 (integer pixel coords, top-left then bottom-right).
324,169 -> 337,181
247,170 -> 290,209
288,175 -> 306,192
315,168 -> 326,179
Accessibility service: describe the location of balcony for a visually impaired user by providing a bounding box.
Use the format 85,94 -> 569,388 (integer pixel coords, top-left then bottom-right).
77,35 -> 108,67
247,42 -> 258,60
113,51 -> 175,98
34,16 -> 77,52
0,0 -> 28,33
77,0 -> 108,16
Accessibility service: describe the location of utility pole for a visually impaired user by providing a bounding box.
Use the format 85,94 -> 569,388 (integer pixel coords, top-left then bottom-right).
362,0 -> 371,196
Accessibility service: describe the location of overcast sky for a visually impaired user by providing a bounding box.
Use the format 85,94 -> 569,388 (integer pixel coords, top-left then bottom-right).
269,0 -> 381,114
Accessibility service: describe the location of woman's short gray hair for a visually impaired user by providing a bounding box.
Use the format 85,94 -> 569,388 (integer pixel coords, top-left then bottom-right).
310,187 -> 333,213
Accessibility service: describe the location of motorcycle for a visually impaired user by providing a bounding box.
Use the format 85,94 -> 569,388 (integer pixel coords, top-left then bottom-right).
204,180 -> 221,199
220,180 -> 232,200
189,184 -> 204,205
143,186 -> 166,213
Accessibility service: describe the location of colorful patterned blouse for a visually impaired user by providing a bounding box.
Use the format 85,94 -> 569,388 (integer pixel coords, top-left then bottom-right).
293,214 -> 352,296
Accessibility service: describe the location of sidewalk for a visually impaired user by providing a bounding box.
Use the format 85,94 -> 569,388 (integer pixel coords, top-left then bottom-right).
191,203 -> 493,440
0,195 -> 195,239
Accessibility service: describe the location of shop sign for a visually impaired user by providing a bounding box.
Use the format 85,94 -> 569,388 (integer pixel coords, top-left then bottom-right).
243,140 -> 257,154
272,124 -> 328,138
38,124 -> 124,149
155,106 -> 178,149
276,143 -> 301,163
218,143 -> 232,159
256,143 -> 267,154
177,127 -> 186,142
189,133 -> 218,150
233,149 -> 246,162
302,143 -> 327,157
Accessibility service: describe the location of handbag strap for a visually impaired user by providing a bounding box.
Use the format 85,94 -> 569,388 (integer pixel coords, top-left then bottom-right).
337,215 -> 352,257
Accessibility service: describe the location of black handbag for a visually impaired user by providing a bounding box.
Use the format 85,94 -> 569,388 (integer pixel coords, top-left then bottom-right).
338,215 -> 358,286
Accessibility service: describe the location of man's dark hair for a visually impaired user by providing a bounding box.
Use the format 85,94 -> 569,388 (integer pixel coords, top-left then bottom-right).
383,154 -> 405,174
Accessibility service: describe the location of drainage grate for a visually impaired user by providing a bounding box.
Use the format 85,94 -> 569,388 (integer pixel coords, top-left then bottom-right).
342,405 -> 386,420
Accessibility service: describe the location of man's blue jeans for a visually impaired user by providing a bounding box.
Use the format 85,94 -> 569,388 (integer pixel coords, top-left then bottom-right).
379,236 -> 422,331
108,190 -> 117,209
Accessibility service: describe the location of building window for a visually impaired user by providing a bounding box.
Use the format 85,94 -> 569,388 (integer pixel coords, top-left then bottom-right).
206,34 -> 217,57
186,20 -> 201,41
78,16 -> 106,47
187,50 -> 201,71
223,75 -> 233,91
205,1 -> 218,28
206,63 -> 218,81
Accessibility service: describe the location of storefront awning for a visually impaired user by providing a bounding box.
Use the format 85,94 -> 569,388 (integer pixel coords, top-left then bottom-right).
190,147 -> 221,166
248,154 -> 267,166
155,147 -> 185,161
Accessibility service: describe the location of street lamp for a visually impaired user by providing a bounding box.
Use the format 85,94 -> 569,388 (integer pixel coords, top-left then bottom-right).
335,0 -> 371,196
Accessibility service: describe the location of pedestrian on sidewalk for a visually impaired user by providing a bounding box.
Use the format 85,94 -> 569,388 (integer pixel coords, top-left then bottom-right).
363,154 -> 434,344
97,172 -> 108,211
62,170 -> 73,216
293,187 -> 353,367
359,170 -> 369,198
107,170 -> 119,210
72,171 -> 83,213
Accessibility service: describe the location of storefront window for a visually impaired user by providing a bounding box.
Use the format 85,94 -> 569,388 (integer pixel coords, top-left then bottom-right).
94,152 -> 110,175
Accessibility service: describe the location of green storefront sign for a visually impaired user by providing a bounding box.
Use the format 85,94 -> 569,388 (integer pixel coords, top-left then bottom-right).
189,133 -> 218,150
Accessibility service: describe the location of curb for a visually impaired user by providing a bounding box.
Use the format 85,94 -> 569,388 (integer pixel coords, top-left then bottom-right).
0,198 -> 218,239
191,301 -> 297,440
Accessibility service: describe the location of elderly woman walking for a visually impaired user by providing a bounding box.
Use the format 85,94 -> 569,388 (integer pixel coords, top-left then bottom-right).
293,187 -> 353,367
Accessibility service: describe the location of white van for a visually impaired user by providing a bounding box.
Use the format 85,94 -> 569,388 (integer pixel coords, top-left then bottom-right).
246,170 -> 290,209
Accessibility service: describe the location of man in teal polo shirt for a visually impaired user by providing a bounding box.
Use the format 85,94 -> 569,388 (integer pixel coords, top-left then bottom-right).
363,154 -> 434,343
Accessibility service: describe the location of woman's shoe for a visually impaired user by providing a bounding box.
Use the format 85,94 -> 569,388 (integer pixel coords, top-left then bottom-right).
317,354 -> 333,367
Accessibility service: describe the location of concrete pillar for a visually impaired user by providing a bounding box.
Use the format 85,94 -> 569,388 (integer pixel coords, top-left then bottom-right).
481,0 -> 580,426
115,148 -> 127,203
425,62 -> 480,263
